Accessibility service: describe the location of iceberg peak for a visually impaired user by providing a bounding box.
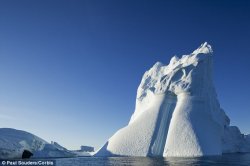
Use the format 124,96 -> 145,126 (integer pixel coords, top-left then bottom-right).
192,42 -> 213,55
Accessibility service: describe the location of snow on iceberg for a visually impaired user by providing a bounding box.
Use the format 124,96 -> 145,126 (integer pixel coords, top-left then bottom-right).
0,128 -> 75,159
95,42 -> 250,157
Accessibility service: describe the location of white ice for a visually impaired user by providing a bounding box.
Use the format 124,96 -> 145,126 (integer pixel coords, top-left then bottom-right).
95,42 -> 250,157
0,128 -> 75,159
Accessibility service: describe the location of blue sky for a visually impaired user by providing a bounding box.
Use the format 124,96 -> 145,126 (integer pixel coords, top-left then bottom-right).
0,0 -> 250,150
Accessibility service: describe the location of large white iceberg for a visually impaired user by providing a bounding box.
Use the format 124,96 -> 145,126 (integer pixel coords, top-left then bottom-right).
95,42 -> 250,157
0,128 -> 75,159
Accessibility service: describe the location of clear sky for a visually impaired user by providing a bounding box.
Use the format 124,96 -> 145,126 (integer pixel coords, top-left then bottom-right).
0,0 -> 250,150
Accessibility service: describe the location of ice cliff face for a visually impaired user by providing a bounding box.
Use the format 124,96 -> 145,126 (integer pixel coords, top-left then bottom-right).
95,42 -> 250,157
0,128 -> 75,159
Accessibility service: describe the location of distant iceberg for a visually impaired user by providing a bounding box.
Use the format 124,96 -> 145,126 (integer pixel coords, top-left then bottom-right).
95,43 -> 250,157
0,128 -> 75,159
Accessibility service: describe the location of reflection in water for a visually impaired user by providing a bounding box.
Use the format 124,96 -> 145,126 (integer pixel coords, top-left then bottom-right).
56,153 -> 250,166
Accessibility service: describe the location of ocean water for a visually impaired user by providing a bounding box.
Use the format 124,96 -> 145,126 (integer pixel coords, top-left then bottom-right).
55,153 -> 250,166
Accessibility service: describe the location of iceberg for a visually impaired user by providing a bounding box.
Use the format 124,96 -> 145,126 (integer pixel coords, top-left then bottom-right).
0,128 -> 75,159
95,42 -> 250,157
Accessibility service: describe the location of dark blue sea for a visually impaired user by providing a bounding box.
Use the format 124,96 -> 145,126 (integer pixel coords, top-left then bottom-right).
55,153 -> 250,166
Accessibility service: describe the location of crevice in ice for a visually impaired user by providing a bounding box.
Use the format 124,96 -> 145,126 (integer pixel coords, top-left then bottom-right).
148,93 -> 177,156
